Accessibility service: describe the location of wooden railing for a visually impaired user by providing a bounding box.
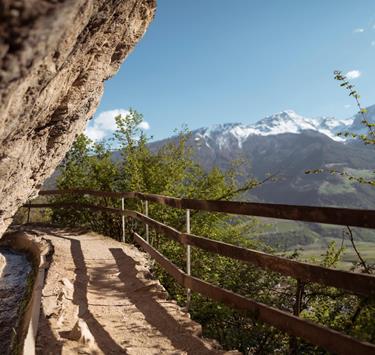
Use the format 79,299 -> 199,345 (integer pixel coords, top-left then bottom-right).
24,189 -> 375,355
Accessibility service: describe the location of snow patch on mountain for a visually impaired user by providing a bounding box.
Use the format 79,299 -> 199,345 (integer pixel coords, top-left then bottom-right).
193,107 -> 375,149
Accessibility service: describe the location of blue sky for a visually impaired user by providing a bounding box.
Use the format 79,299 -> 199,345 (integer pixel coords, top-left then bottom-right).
86,0 -> 375,141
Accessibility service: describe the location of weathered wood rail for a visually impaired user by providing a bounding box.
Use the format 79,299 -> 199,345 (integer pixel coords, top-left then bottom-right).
24,189 -> 375,354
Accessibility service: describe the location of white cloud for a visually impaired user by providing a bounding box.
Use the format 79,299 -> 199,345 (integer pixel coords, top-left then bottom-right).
346,70 -> 361,79
138,121 -> 150,130
353,28 -> 364,33
85,109 -> 150,141
85,125 -> 106,141
344,104 -> 351,109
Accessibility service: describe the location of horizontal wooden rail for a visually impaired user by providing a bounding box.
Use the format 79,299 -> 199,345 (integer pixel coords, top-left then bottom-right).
39,189 -> 137,199
180,232 -> 375,297
133,232 -> 375,355
38,189 -> 375,228
130,210 -> 375,297
24,202 -> 122,215
24,201 -> 139,219
24,201 -> 375,297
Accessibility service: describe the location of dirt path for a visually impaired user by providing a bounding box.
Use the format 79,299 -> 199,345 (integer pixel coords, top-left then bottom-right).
30,226 -> 237,355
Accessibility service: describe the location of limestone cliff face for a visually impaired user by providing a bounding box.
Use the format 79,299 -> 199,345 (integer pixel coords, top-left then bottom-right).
0,0 -> 156,236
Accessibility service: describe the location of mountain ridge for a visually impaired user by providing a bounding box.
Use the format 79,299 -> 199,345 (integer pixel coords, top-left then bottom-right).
148,104 -> 375,209
191,104 -> 375,149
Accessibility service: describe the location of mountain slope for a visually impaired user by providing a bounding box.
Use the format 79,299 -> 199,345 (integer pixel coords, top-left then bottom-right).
151,106 -> 375,208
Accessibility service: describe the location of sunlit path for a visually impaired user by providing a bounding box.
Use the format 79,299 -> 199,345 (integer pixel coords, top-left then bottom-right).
33,226 -> 235,355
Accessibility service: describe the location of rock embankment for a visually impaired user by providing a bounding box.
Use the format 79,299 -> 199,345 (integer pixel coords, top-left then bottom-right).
0,0 -> 156,237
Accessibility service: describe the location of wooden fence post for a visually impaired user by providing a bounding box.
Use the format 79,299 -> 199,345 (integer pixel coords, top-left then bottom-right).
121,197 -> 125,242
145,200 -> 149,243
186,208 -> 191,309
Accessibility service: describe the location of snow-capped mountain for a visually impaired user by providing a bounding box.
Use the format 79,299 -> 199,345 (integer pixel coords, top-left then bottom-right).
145,104 -> 375,208
193,105 -> 375,149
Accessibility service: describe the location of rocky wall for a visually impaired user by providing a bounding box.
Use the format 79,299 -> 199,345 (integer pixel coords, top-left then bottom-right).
0,0 -> 156,236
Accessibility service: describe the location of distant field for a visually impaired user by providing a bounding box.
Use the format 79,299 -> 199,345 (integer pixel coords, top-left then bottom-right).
298,238 -> 375,270
253,218 -> 375,270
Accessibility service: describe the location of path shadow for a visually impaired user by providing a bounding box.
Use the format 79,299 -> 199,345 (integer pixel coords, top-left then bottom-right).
67,238 -> 127,354
109,247 -> 216,355
36,309 -> 64,355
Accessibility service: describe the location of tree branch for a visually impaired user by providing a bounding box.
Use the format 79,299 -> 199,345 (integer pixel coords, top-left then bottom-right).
346,226 -> 372,274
